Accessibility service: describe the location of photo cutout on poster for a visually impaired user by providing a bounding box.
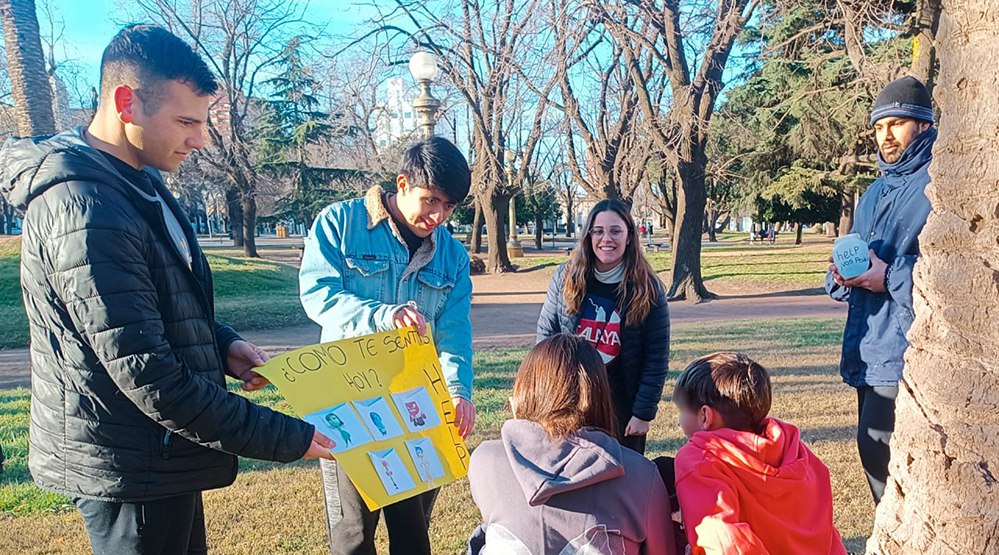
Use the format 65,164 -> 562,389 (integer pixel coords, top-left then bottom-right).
391,386 -> 442,433
305,402 -> 373,453
353,396 -> 405,441
405,438 -> 446,486
369,448 -> 417,495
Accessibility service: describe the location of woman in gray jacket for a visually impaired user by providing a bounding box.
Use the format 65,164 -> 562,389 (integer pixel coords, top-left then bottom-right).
468,334 -> 676,555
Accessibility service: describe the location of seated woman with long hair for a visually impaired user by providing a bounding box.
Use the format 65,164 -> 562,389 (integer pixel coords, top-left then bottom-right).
467,334 -> 676,555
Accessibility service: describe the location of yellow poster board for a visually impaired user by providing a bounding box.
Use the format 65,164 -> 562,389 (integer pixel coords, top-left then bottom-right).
255,326 -> 469,510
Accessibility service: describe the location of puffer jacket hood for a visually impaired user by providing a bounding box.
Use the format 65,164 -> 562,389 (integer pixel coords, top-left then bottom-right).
1,127 -> 133,210
501,419 -> 624,506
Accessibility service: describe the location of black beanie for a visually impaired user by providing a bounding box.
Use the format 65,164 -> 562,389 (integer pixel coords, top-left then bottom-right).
870,76 -> 934,125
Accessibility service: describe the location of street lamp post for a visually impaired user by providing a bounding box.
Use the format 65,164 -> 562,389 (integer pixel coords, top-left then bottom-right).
408,51 -> 441,139
505,149 -> 523,257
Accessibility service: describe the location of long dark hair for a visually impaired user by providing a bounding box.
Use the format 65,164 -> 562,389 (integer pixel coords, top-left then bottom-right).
563,199 -> 660,326
511,334 -> 618,439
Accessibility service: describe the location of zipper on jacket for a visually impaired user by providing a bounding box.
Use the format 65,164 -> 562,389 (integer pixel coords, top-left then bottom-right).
161,430 -> 171,459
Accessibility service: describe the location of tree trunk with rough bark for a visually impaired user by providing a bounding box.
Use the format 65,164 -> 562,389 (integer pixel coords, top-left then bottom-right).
534,210 -> 543,250
564,200 -> 575,237
0,0 -> 55,137
840,190 -> 856,236
868,2 -> 999,552
240,191 -> 258,258
0,198 -> 14,234
793,222 -> 803,245
669,153 -> 716,301
226,187 -> 244,248
471,196 -> 483,254
704,208 -> 715,243
910,0 -> 942,97
484,194 -> 513,273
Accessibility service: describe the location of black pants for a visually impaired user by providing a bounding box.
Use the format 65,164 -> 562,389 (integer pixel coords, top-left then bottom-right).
614,403 -> 647,455
320,459 -> 438,555
74,492 -> 207,555
619,430 -> 647,455
856,385 -> 898,504
651,456 -> 687,553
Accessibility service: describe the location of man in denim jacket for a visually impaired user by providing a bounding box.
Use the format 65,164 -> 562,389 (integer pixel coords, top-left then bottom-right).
299,136 -> 475,554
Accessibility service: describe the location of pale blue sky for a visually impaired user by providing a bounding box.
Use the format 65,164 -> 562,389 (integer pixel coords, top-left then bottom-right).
44,0 -> 378,97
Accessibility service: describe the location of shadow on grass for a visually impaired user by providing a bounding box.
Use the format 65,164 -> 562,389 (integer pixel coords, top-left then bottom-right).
843,536 -> 868,554
717,287 -> 827,299
768,364 -> 840,378
471,290 -> 546,297
473,374 -> 515,391
672,318 -> 843,349
512,261 -> 562,273
645,437 -> 687,455
238,457 -> 316,474
704,270 -> 824,281
799,425 -> 856,443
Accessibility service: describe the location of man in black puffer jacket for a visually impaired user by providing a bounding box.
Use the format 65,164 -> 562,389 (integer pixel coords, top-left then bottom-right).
0,24 -> 333,554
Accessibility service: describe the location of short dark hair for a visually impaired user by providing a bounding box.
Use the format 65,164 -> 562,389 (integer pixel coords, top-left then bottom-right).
399,136 -> 471,204
512,334 -> 618,439
673,352 -> 772,434
100,24 -> 218,114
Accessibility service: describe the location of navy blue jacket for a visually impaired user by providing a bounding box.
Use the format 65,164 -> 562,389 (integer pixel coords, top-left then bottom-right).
826,127 -> 936,387
537,264 -> 670,422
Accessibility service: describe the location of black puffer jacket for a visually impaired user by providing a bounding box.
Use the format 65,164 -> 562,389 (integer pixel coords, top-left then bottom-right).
536,263 -> 670,422
1,128 -> 313,502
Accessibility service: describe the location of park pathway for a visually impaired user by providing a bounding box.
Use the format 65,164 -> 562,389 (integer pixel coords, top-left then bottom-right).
0,267 -> 844,389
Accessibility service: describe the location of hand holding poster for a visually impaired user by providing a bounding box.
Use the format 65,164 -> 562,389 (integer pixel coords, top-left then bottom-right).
254,326 -> 469,510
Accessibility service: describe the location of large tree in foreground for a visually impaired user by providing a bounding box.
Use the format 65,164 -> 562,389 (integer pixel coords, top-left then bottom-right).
867,1 -> 998,552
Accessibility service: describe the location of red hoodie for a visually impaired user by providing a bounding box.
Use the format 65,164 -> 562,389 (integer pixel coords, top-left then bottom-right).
675,417 -> 846,555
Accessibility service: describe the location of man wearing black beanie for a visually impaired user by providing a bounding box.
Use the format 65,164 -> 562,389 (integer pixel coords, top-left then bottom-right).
825,76 -> 936,504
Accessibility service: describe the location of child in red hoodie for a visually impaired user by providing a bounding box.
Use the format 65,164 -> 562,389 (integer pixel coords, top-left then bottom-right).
673,352 -> 846,554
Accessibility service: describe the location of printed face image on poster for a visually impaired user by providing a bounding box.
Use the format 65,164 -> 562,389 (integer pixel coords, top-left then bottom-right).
405,438 -> 445,484
391,387 -> 442,433
369,448 -> 416,495
353,396 -> 404,440
305,403 -> 373,453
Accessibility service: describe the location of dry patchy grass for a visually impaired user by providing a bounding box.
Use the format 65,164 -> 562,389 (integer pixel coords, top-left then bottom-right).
0,316 -> 871,554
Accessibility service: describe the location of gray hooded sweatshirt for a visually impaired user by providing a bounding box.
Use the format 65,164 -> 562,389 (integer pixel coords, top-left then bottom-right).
468,420 -> 675,555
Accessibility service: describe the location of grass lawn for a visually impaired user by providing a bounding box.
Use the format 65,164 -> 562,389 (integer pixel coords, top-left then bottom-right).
0,237 -> 310,350
518,240 -> 833,291
0,239 -> 28,350
0,317 -> 870,554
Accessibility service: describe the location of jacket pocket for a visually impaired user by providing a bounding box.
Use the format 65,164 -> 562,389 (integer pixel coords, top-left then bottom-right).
415,269 -> 455,321
343,256 -> 390,299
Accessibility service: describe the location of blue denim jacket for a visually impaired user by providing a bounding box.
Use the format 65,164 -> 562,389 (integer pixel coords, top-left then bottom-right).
299,186 -> 473,400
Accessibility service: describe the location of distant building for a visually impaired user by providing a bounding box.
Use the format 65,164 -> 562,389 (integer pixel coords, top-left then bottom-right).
374,78 -> 420,148
373,77 -> 458,149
